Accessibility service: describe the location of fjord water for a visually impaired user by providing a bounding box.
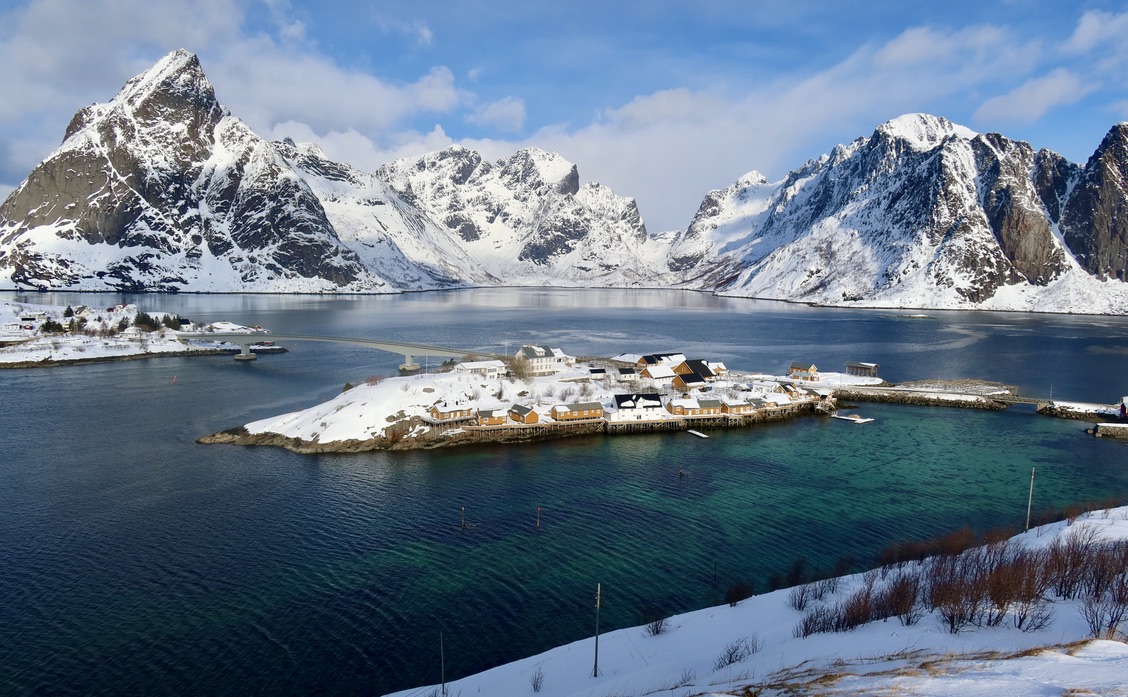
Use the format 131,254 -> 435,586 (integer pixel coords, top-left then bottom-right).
3,288 -> 1128,695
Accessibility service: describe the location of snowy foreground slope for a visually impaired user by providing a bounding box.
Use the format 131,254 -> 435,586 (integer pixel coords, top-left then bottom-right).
387,508 -> 1128,697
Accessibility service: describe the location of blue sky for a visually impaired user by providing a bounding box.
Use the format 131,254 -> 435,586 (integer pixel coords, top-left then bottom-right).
1,0 -> 1126,231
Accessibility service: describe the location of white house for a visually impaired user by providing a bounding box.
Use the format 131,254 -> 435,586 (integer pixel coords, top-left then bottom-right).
453,360 -> 507,379
608,393 -> 667,422
515,344 -> 574,375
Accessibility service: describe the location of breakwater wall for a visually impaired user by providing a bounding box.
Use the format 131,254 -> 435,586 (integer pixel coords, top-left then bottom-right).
831,388 -> 1007,411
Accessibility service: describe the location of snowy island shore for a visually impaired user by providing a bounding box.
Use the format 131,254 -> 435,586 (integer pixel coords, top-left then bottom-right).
386,507 -> 1128,697
0,300 -> 266,367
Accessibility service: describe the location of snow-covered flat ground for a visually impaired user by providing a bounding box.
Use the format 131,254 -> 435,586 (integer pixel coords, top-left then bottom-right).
0,300 -> 252,365
386,508 -> 1128,697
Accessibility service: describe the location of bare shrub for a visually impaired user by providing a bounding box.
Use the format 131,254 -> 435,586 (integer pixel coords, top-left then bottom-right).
640,606 -> 669,637
927,553 -> 987,634
787,584 -> 812,612
1047,526 -> 1100,600
712,635 -> 760,671
880,571 -> 924,626
530,665 -> 545,693
794,605 -> 837,638
836,583 -> 881,631
1080,574 -> 1128,639
365,374 -> 383,386
724,579 -> 755,607
815,575 -> 840,598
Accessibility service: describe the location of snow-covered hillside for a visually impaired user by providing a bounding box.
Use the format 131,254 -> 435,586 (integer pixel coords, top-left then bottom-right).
4,50 -> 1128,312
386,507 -> 1128,697
671,114 -> 1128,313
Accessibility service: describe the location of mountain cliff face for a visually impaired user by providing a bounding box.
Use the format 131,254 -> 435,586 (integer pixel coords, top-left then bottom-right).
375,146 -> 661,285
0,50 -> 381,292
671,115 -> 1128,312
2,50 -> 1128,312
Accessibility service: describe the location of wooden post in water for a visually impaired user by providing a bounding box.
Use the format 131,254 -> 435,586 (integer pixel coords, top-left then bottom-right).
536,507 -> 541,531
591,582 -> 601,678
1025,466 -> 1036,532
461,506 -> 465,530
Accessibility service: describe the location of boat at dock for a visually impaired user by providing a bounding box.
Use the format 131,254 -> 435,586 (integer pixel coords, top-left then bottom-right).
831,413 -> 874,424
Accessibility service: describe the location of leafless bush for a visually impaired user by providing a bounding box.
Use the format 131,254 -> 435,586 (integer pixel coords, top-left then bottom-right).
712,635 -> 760,671
814,576 -> 840,598
1080,574 -> 1128,639
787,584 -> 812,611
794,604 -> 837,638
1048,526 -> 1101,600
365,374 -> 383,386
880,571 -> 924,626
928,553 -> 987,634
724,579 -> 754,607
530,665 -> 545,693
837,582 -> 882,631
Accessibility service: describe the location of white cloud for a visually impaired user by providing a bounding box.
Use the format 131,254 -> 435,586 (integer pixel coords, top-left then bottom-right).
1063,10 -> 1128,53
466,97 -> 526,133
973,69 -> 1095,125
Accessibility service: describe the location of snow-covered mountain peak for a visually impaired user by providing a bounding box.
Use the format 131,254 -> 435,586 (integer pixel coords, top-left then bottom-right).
876,113 -> 978,151
498,147 -> 579,196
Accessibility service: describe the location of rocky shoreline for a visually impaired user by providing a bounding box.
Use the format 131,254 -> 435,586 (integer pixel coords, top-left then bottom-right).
831,387 -> 1008,410
0,347 -> 235,369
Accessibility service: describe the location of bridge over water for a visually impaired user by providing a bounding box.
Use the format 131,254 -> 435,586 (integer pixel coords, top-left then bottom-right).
180,332 -> 503,371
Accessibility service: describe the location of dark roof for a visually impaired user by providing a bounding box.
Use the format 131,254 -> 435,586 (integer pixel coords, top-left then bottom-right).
698,399 -> 723,409
589,368 -> 608,375
618,367 -> 637,375
791,362 -> 817,371
682,359 -> 715,377
509,404 -> 535,417
676,372 -> 707,385
613,393 -> 663,409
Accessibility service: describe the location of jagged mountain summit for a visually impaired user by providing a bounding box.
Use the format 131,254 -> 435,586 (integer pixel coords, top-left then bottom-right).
2,49 -> 1128,313
671,114 -> 1128,312
0,50 -> 667,292
0,50 -> 383,292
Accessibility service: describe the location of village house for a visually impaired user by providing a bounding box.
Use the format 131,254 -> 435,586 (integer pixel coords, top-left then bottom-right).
639,364 -> 676,386
476,409 -> 508,426
665,398 -> 723,417
508,404 -> 540,424
672,371 -> 707,391
453,359 -> 507,379
845,361 -> 880,377
515,344 -> 575,376
550,402 -> 605,421
721,398 -> 758,415
636,352 -> 686,369
673,359 -> 717,381
616,367 -> 637,382
608,393 -> 666,421
589,367 -> 608,379
427,402 -> 475,423
790,362 -> 819,381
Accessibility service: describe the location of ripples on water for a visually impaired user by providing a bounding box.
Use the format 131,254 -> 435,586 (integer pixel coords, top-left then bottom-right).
2,290 -> 1128,694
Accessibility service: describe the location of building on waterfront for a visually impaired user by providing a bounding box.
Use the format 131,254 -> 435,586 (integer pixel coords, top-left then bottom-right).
639,364 -> 676,386
426,402 -> 476,424
609,393 -> 666,421
550,402 -> 604,421
845,361 -> 879,377
477,409 -> 509,426
508,404 -> 540,424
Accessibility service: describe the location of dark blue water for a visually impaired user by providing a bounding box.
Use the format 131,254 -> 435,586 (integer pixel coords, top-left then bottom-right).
2,289 -> 1128,695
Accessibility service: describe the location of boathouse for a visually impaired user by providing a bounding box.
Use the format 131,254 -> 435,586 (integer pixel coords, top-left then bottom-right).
427,402 -> 475,423
674,359 -> 716,381
721,398 -> 757,415
508,404 -> 540,424
477,409 -> 508,426
672,371 -> 708,390
550,402 -> 604,421
640,364 -> 676,386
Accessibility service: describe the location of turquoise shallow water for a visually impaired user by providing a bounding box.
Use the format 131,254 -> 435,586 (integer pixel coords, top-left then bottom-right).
2,290 -> 1128,694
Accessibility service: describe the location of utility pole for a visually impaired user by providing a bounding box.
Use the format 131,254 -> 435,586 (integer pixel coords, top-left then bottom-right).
1025,466 -> 1036,532
591,583 -> 601,678
440,630 -> 447,696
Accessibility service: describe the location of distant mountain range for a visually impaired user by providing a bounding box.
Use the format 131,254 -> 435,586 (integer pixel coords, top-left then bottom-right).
2,49 -> 1127,313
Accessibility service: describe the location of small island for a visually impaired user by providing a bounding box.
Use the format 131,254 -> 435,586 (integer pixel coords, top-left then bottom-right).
0,300 -> 269,367
200,348 -> 1025,453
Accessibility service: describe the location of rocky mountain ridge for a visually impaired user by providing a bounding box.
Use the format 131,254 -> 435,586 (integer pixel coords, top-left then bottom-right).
2,50 -> 1128,313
